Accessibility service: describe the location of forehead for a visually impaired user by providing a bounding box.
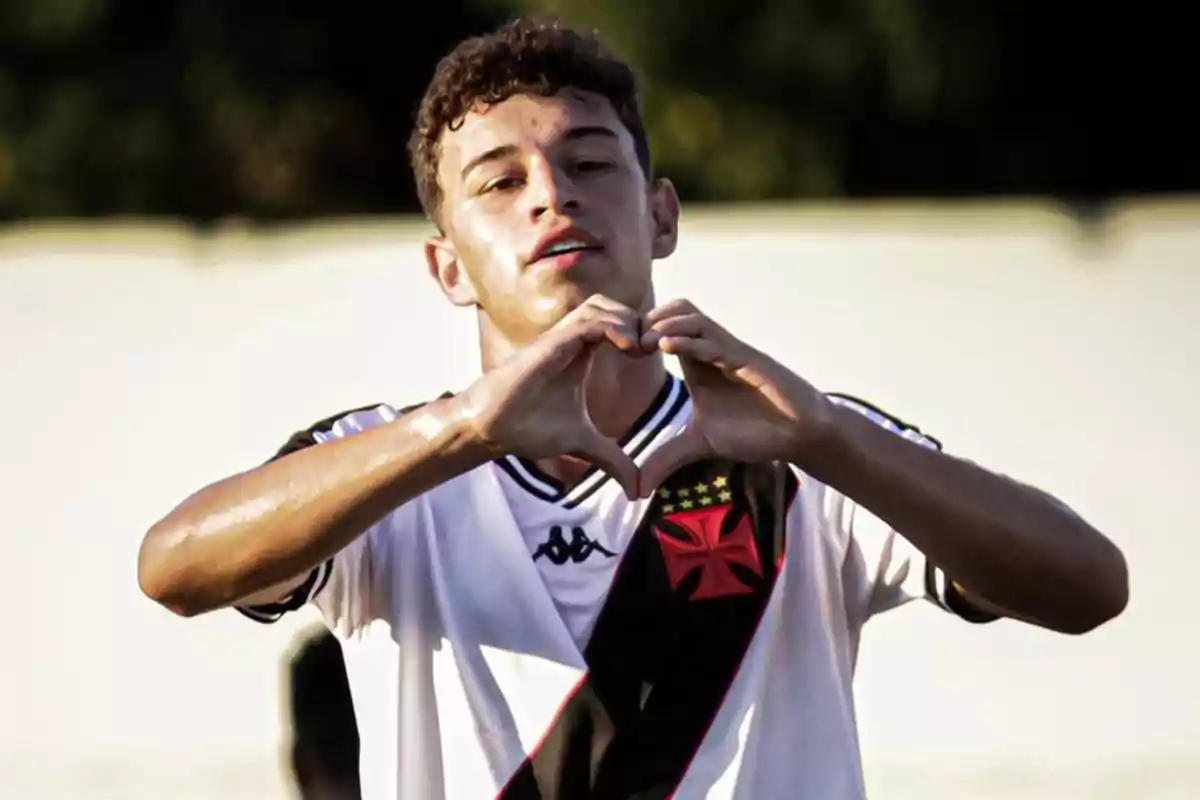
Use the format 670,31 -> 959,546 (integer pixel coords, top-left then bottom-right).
437,90 -> 633,177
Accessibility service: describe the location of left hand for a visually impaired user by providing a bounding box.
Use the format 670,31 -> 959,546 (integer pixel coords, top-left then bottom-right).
637,299 -> 834,497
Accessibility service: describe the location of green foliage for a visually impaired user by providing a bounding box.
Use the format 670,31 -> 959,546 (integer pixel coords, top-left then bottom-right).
0,0 -> 511,219
509,0 -> 1000,200
0,1 -> 1188,219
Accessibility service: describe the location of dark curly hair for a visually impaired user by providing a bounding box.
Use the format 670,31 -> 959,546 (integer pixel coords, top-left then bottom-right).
407,17 -> 652,224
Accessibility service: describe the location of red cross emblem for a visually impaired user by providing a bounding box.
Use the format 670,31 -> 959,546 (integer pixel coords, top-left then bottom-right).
655,505 -> 763,600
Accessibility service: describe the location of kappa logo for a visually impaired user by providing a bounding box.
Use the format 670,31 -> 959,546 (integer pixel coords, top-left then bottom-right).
654,474 -> 764,600
533,525 -> 617,565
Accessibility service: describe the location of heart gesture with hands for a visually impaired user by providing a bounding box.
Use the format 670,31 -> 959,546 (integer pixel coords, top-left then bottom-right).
459,294 -> 647,500
459,294 -> 833,501
635,298 -> 833,496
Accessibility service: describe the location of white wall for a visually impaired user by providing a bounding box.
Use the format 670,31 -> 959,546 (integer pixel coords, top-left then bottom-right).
1,201 -> 1196,799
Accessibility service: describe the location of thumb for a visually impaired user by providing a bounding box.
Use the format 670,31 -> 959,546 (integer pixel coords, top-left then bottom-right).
575,428 -> 640,502
638,428 -> 712,499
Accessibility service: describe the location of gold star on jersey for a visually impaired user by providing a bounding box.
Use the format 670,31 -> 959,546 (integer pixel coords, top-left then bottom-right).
658,476 -> 734,513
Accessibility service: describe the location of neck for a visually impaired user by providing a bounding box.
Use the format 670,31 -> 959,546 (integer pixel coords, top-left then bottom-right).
560,349 -> 669,486
580,344 -> 668,439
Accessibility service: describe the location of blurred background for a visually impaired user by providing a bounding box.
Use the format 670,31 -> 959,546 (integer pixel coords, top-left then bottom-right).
1,1 -> 1197,798
1,0 -> 1196,219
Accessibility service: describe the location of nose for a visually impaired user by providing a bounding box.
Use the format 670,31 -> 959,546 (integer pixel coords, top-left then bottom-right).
525,156 -> 580,221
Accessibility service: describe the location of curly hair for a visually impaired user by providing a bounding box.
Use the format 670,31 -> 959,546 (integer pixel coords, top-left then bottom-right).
407,17 -> 652,224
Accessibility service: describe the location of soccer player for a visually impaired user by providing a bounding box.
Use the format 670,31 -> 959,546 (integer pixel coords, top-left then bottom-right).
137,18 -> 1129,800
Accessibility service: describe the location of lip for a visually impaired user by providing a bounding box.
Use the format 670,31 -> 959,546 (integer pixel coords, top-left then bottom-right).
528,224 -> 605,265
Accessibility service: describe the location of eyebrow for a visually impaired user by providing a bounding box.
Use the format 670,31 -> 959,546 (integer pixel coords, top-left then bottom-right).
459,125 -> 620,179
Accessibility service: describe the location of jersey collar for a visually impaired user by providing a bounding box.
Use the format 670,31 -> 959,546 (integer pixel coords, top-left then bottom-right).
497,373 -> 690,508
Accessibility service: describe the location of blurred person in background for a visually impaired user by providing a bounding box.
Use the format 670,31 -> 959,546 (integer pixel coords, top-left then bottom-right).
287,627 -> 361,800
137,17 -> 1128,800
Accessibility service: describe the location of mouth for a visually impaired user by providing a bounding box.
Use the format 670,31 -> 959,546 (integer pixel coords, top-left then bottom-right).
530,229 -> 605,265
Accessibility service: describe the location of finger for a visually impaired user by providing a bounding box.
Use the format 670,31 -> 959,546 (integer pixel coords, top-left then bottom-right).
577,294 -> 642,336
581,294 -> 637,315
643,298 -> 700,329
584,317 -> 643,353
638,428 -> 712,498
575,428 -> 641,501
540,316 -> 644,380
657,335 -> 727,366
556,314 -> 640,356
641,313 -> 706,351
576,299 -> 645,349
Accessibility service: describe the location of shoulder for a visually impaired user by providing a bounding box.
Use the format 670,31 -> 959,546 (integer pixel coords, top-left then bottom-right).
270,394 -> 453,461
824,392 -> 942,451
790,393 -> 944,549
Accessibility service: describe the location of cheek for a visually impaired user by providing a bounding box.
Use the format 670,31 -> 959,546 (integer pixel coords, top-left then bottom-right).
456,221 -> 522,294
615,189 -> 653,243
467,216 -> 517,262
612,205 -> 655,262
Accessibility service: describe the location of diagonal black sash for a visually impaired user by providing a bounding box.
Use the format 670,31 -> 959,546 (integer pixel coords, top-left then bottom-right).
498,460 -> 799,800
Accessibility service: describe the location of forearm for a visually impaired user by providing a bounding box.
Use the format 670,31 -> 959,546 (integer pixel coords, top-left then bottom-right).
798,403 -> 1128,633
138,396 -> 489,616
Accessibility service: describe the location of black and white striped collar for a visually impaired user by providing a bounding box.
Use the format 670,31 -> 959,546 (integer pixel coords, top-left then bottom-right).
496,374 -> 690,509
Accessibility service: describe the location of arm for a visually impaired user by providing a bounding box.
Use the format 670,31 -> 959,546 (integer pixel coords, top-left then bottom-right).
798,401 -> 1129,634
138,295 -> 650,620
137,395 -> 490,618
633,298 -> 1128,636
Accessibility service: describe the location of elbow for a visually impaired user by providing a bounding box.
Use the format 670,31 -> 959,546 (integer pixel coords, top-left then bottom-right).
137,524 -> 210,618
1064,540 -> 1130,635
1096,544 -> 1131,628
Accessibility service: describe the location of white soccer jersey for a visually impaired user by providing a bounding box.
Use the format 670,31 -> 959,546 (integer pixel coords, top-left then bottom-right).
240,376 -> 994,799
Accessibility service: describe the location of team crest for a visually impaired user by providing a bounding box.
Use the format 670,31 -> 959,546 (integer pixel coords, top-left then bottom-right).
653,470 -> 765,600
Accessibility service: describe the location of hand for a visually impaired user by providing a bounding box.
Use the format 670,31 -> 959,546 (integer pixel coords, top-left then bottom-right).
459,294 -> 646,499
637,299 -> 833,496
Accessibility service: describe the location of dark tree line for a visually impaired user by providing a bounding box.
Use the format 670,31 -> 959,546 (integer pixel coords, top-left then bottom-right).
0,0 -> 1192,221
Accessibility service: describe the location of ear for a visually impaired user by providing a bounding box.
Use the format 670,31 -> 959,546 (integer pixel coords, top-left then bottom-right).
648,177 -> 681,260
424,235 -> 478,308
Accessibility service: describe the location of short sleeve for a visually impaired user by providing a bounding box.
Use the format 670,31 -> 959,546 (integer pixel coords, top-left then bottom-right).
235,403 -> 405,636
826,394 -> 998,625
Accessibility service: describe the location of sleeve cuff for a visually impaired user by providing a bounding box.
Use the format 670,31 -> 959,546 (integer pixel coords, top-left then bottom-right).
235,559 -> 333,624
925,561 -> 1000,624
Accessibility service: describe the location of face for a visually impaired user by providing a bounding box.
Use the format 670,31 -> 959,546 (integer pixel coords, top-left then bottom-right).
425,89 -> 680,348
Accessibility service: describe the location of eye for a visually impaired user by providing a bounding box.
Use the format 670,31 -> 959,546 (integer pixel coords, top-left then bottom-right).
481,176 -> 523,193
574,159 -> 613,173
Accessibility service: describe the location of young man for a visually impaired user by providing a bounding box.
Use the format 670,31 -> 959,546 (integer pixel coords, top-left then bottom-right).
137,18 -> 1129,800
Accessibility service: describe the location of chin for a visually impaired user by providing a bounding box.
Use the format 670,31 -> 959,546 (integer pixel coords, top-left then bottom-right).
527,271 -> 650,329
531,294 -> 587,331
538,280 -> 596,315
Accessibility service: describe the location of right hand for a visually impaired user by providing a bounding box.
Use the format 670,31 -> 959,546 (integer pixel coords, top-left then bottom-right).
458,294 -> 646,499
